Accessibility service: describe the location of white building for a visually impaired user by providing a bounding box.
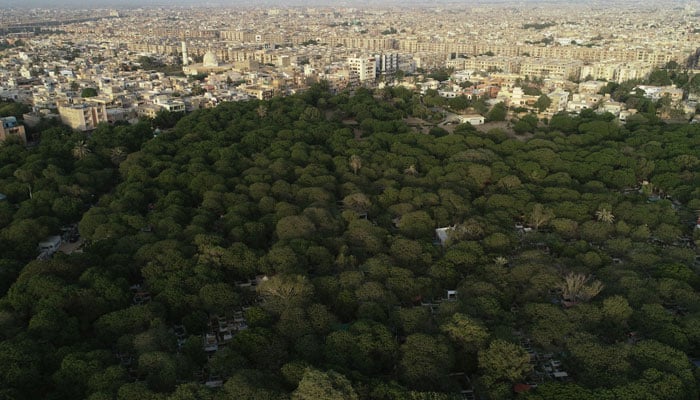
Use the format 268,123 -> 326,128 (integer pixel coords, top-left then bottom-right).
634,85 -> 684,102
459,114 -> 485,125
451,70 -> 477,83
348,56 -> 377,82
154,96 -> 186,113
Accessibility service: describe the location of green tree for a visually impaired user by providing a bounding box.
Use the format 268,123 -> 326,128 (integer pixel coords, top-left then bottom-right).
448,95 -> 470,111
138,352 -> 177,392
647,69 -> 672,86
292,368 -> 358,400
601,295 -> 633,337
343,193 -> 371,214
479,339 -> 532,387
440,313 -> 489,353
566,333 -> 631,388
81,87 -> 98,98
486,102 -> 507,122
398,211 -> 434,239
276,215 -> 316,240
257,274 -> 314,315
399,334 -> 454,391
534,94 -> 552,112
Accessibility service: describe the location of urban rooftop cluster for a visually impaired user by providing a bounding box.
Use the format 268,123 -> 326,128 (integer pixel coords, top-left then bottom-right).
0,2 -> 699,138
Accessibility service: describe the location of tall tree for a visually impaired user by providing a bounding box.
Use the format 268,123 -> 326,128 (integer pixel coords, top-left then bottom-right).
478,339 -> 532,388
595,208 -> 615,224
72,140 -> 91,160
558,273 -> 604,305
292,368 -> 358,400
398,334 -> 454,391
534,94 -> 552,112
528,203 -> 555,230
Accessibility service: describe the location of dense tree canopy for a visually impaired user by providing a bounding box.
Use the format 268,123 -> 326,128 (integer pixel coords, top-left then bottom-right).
0,84 -> 699,399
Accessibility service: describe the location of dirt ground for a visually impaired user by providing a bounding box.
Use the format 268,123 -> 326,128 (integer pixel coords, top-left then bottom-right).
404,117 -> 533,141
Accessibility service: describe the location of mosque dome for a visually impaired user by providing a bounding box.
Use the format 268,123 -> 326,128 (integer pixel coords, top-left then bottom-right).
202,51 -> 219,67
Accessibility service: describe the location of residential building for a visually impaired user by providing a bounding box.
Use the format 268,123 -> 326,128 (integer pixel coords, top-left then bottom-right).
0,116 -> 27,143
58,103 -> 108,131
459,114 -> 485,125
154,96 -> 186,112
520,59 -> 582,81
348,56 -> 377,82
546,89 -> 570,114
578,81 -> 607,95
635,85 -> 684,102
375,53 -> 400,75
242,85 -> 274,100
567,93 -> 602,113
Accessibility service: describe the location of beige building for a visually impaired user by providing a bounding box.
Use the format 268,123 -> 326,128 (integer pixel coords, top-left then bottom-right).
242,85 -> 274,100
464,56 -> 521,74
497,87 -> 538,109
545,89 -> 570,114
580,61 -> 652,83
578,81 -> 607,95
520,59 -> 582,80
58,103 -> 108,131
0,116 -> 26,143
234,59 -> 260,72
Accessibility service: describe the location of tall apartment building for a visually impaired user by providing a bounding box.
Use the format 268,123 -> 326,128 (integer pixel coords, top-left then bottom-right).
181,41 -> 188,66
465,56 -> 521,74
329,37 -> 397,51
348,56 -> 377,82
520,59 -> 582,80
580,61 -> 653,83
58,103 -> 108,131
220,30 -> 257,42
375,53 -> 399,75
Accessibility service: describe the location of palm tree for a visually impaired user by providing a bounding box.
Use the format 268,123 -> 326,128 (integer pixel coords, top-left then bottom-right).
110,147 -> 127,165
72,140 -> 91,160
558,272 -> 604,305
456,218 -> 485,240
349,154 -> 362,175
527,203 -> 554,230
13,169 -> 34,199
256,104 -> 268,118
404,164 -> 418,176
595,208 -> 615,224
494,256 -> 509,267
